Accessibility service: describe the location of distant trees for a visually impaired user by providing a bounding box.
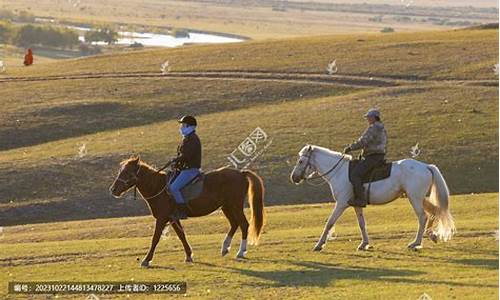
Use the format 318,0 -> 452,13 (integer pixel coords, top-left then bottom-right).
14,25 -> 79,48
0,9 -> 34,23
170,28 -> 189,38
79,43 -> 102,56
0,21 -> 15,43
0,22 -> 79,49
381,27 -> 395,33
0,9 -> 120,49
0,9 -> 16,21
17,10 -> 36,23
84,27 -> 118,45
368,15 -> 383,22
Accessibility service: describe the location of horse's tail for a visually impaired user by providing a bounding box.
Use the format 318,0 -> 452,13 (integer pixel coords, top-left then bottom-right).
242,170 -> 266,245
426,164 -> 455,241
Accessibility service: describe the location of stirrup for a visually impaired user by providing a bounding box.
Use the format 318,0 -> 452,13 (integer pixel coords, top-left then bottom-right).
170,210 -> 188,220
348,198 -> 366,208
170,204 -> 188,220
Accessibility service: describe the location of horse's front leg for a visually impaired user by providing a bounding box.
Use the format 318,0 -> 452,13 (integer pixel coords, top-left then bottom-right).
313,202 -> 348,251
141,218 -> 168,267
171,220 -> 193,263
354,207 -> 371,251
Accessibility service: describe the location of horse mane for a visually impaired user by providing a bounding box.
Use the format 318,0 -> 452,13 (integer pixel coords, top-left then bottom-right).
120,157 -> 160,173
313,145 -> 343,156
119,156 -> 137,166
299,144 -> 342,156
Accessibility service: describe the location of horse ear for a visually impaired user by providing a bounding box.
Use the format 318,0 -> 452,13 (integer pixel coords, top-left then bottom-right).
130,155 -> 140,164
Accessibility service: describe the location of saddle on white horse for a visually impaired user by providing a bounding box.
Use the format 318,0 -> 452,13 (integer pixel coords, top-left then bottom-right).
348,159 -> 392,184
348,159 -> 393,204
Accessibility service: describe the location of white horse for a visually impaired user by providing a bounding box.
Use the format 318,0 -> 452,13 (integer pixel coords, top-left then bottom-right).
290,145 -> 455,251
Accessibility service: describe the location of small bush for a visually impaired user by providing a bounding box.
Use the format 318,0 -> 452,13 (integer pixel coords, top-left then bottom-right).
170,28 -> 189,38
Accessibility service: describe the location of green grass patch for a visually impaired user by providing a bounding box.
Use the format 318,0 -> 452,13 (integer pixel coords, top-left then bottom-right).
0,193 -> 497,299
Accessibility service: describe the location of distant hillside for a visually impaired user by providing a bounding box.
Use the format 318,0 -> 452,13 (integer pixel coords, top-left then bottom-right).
0,28 -> 497,225
3,28 -> 497,80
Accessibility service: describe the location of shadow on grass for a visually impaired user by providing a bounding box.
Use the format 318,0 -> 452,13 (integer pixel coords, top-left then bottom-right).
378,247 -> 499,266
453,258 -> 499,270
196,259 -> 421,287
195,258 -> 497,288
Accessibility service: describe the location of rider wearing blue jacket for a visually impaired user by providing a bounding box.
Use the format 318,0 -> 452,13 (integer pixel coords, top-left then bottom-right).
170,115 -> 202,220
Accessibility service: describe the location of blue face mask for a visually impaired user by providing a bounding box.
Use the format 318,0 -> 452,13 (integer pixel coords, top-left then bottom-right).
180,125 -> 195,136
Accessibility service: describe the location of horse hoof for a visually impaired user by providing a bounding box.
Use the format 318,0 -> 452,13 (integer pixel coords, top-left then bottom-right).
185,256 -> 193,263
429,233 -> 438,244
357,243 -> 371,251
221,249 -> 230,257
140,260 -> 150,268
407,244 -> 422,251
313,244 -> 324,252
236,252 -> 246,259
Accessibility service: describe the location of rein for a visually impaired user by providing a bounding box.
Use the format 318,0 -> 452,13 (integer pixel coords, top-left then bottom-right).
140,183 -> 168,201
117,164 -> 168,201
156,159 -> 174,174
298,148 -> 346,185
306,154 -> 345,181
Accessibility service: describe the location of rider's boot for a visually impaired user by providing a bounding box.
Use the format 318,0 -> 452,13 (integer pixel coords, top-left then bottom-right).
348,184 -> 367,207
171,203 -> 189,220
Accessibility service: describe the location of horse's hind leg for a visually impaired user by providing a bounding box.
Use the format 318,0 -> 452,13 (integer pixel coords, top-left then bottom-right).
354,207 -> 371,251
233,207 -> 250,259
407,192 -> 428,250
171,220 -> 193,263
423,198 -> 439,243
221,206 -> 239,256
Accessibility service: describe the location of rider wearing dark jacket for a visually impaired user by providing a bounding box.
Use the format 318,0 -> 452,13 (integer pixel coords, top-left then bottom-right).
170,115 -> 202,220
174,128 -> 201,170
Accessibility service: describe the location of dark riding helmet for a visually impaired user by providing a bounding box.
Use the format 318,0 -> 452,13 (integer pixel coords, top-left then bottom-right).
178,115 -> 197,126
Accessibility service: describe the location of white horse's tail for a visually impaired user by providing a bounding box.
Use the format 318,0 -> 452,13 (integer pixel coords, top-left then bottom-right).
426,164 -> 455,241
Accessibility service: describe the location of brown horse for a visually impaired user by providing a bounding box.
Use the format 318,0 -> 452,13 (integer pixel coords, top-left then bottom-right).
109,156 -> 265,266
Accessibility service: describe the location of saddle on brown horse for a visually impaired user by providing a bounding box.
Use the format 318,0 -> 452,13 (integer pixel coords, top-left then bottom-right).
166,171 -> 205,203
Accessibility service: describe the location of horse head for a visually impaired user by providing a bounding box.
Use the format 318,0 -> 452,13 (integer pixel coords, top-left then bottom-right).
290,144 -> 314,184
110,156 -> 141,198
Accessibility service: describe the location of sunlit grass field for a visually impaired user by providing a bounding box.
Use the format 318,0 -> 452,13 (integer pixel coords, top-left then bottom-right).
0,193 -> 497,299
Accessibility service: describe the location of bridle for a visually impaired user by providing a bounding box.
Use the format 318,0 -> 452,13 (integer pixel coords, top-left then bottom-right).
115,164 -> 141,186
297,147 -> 346,182
115,164 -> 168,201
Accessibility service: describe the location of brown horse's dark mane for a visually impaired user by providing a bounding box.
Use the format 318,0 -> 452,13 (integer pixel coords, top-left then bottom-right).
120,157 -> 162,173
120,157 -> 137,166
138,160 -> 161,173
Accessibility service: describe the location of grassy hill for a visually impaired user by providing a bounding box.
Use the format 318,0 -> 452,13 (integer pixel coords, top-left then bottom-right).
3,28 -> 497,80
0,27 -> 498,225
0,193 -> 497,299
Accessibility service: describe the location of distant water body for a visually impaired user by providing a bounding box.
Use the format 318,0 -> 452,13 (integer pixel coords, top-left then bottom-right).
67,26 -> 244,47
